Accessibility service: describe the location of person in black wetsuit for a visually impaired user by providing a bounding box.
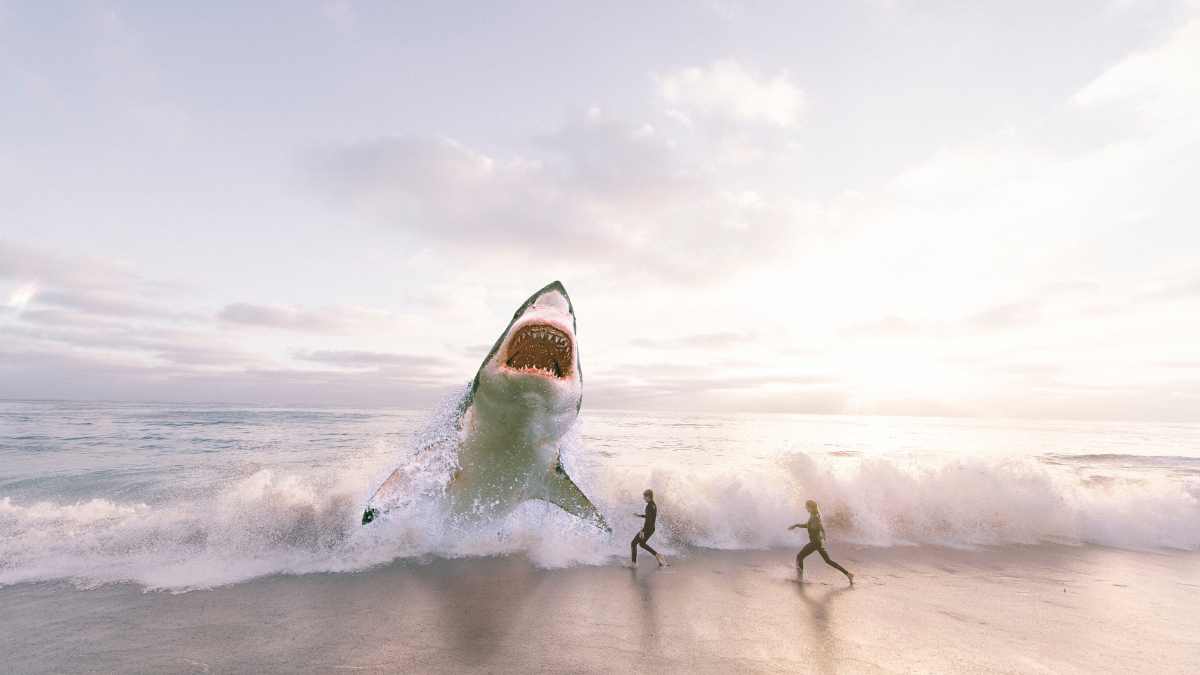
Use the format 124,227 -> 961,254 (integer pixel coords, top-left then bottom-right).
789,499 -> 853,585
631,489 -> 667,567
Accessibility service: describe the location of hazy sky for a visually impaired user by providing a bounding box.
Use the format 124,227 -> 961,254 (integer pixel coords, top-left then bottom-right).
3,1 -> 1199,420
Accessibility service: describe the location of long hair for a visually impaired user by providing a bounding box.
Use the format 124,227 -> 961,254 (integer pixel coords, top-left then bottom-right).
644,489 -> 654,501
805,499 -> 818,513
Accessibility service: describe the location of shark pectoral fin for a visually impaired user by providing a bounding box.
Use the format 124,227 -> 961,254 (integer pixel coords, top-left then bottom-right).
540,461 -> 610,533
362,468 -> 408,526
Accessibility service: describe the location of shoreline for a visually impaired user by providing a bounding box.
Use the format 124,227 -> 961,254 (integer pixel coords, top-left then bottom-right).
3,544 -> 1197,674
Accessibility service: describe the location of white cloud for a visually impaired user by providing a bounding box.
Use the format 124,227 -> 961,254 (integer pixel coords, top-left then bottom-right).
1074,19 -> 1200,124
630,332 -> 756,350
312,112 -> 810,284
886,129 -> 1049,203
0,349 -> 455,408
296,349 -> 451,371
218,303 -> 392,334
0,239 -> 141,290
656,60 -> 803,128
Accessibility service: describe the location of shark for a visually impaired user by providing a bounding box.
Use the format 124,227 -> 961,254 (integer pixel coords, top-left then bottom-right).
361,281 -> 608,531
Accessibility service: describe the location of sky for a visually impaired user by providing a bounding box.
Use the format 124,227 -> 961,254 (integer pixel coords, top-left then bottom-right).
2,0 -> 1199,421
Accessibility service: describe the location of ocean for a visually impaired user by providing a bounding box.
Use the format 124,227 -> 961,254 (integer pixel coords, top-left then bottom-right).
3,397 -> 1197,592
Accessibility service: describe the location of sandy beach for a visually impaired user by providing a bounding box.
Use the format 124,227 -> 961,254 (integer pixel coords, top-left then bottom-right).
3,544 -> 1196,674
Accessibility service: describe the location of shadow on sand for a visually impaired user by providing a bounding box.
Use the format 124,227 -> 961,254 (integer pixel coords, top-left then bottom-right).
795,577 -> 853,674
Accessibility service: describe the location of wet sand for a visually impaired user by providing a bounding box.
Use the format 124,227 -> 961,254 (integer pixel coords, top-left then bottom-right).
2,545 -> 1197,674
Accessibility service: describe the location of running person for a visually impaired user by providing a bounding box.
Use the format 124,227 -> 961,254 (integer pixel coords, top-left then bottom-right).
789,499 -> 853,585
631,489 -> 667,567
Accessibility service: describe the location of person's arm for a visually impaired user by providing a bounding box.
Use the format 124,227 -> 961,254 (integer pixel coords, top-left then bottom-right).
788,517 -> 811,530
634,512 -> 645,518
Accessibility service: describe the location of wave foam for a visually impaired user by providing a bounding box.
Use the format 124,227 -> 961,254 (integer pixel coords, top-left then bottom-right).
1,402 -> 1197,591
650,453 -> 1199,551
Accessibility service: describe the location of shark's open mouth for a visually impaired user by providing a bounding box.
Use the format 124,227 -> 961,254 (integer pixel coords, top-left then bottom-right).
505,324 -> 573,378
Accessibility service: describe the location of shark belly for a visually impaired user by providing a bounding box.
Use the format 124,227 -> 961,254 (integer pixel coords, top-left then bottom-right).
448,393 -> 572,515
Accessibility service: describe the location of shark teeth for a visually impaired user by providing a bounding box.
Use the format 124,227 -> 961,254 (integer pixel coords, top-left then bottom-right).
505,323 -> 572,378
510,364 -> 561,377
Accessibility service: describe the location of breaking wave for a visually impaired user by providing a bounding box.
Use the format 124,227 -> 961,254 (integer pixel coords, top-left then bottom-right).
1,397 -> 1197,592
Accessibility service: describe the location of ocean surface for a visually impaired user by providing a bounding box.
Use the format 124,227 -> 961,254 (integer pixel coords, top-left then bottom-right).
2,397 -> 1198,592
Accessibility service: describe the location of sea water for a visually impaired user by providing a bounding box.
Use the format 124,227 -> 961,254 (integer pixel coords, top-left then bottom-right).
2,397 -> 1197,591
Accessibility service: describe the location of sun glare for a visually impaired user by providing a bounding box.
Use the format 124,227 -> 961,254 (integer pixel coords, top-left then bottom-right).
842,348 -> 970,413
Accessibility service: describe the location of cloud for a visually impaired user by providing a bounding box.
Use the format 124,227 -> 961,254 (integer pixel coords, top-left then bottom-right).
311,111 -> 809,283
16,307 -> 123,329
296,349 -> 449,370
1073,18 -> 1200,124
966,301 -> 1041,331
656,60 -> 803,128
1,240 -> 198,333
843,316 -> 920,338
650,372 -> 835,392
991,363 -> 1065,377
887,130 -> 1049,204
842,284 -> 1104,340
6,282 -> 36,309
1,238 -> 289,397
0,239 -> 139,290
538,110 -> 698,201
586,366 -> 846,413
0,243 -> 459,405
1135,274 -> 1200,302
153,344 -> 260,367
630,332 -> 756,350
34,288 -> 184,320
834,279 -> 1108,344
3,318 -> 255,367
1160,361 -> 1200,369
218,303 -> 389,334
460,343 -> 493,358
314,135 -> 614,254
0,349 -> 455,408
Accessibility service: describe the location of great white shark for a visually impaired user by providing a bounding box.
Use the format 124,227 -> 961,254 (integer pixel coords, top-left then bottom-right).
361,281 -> 609,531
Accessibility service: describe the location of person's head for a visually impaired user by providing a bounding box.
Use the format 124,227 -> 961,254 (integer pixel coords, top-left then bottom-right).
643,489 -> 654,503
805,499 -> 819,515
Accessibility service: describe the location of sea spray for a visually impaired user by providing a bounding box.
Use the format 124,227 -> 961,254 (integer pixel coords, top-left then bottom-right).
2,400 -> 1198,591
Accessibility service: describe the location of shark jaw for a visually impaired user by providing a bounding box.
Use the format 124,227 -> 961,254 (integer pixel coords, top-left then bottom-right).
504,323 -> 573,378
472,282 -> 582,420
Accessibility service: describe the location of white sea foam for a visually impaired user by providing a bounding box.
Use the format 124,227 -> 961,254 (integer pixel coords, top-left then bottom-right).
2,455 -> 1196,591
1,397 -> 1197,591
646,452 -> 1200,551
